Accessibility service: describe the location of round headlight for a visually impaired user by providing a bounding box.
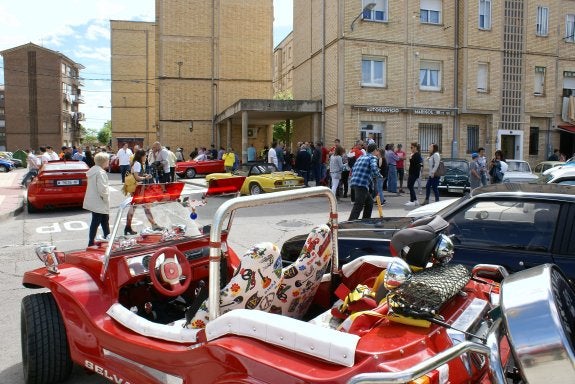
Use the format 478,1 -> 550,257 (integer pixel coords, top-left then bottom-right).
431,234 -> 454,265
384,258 -> 412,290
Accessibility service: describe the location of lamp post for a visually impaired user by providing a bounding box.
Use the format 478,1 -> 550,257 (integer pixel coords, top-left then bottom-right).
350,2 -> 376,31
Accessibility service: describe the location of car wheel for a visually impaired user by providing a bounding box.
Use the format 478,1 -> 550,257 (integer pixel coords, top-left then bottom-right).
27,200 -> 38,214
249,183 -> 263,195
21,293 -> 73,384
185,168 -> 196,179
0,165 -> 8,173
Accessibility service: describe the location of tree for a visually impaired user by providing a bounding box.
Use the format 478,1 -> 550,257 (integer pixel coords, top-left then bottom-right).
272,91 -> 293,144
82,127 -> 100,148
98,121 -> 112,146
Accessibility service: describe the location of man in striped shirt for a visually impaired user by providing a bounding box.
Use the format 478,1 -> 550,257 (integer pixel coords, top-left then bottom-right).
348,143 -> 382,220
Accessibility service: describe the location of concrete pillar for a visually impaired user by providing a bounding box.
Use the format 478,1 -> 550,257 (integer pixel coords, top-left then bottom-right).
226,119 -> 232,149
242,111 -> 248,164
268,124 -> 274,144
313,113 -> 320,143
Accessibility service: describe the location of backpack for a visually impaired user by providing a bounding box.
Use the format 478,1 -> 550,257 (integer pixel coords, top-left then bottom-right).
489,161 -> 504,183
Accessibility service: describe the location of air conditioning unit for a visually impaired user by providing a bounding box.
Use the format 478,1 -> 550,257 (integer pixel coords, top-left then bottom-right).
247,128 -> 257,138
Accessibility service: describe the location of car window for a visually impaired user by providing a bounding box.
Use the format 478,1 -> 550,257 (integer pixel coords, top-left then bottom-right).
557,180 -> 575,186
507,161 -> 531,172
445,200 -> 559,252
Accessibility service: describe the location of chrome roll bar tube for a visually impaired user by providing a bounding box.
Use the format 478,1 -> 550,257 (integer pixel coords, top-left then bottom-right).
347,318 -> 506,384
208,187 -> 338,321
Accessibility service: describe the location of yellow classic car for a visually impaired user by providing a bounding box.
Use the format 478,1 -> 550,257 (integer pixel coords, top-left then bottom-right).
206,162 -> 304,195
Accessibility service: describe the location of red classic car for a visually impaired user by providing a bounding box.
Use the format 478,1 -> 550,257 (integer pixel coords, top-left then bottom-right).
175,157 -> 224,179
21,185 -> 575,384
26,160 -> 89,212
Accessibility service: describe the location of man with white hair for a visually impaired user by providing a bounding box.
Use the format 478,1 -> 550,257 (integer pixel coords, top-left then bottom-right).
152,141 -> 170,183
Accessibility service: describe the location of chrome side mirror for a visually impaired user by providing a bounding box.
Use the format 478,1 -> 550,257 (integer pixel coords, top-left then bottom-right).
432,234 -> 454,265
384,258 -> 412,290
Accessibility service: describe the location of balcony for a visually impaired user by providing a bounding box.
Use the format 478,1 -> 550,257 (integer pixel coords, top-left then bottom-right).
62,93 -> 71,103
73,94 -> 85,104
74,112 -> 86,121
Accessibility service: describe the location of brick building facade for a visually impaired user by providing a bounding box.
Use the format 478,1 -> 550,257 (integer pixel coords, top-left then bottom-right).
290,0 -> 575,161
111,0 -> 274,153
1,43 -> 84,151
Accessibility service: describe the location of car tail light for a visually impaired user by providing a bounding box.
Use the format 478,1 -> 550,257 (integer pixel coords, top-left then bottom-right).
407,365 -> 449,384
275,181 -> 282,187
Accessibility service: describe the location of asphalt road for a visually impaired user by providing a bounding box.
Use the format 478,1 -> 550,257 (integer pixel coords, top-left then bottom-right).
0,173 -> 412,384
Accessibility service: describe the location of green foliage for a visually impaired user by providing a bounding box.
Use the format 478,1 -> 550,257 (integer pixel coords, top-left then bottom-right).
272,91 -> 293,143
97,120 -> 112,146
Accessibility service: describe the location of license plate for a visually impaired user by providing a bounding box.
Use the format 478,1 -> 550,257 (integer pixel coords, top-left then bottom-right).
284,180 -> 297,186
56,180 -> 80,186
448,187 -> 460,193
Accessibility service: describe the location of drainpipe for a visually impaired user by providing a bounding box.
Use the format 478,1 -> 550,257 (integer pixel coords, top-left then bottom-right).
321,0 -> 326,143
211,0 -> 217,145
451,0 -> 459,158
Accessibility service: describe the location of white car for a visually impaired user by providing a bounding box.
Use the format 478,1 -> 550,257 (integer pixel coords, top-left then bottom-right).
534,166 -> 575,186
502,160 -> 538,183
406,198 -> 458,218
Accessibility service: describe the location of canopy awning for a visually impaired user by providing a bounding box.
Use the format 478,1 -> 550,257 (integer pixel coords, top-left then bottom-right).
557,123 -> 575,134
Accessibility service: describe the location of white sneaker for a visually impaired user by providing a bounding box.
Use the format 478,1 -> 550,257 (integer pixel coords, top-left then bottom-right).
404,201 -> 419,207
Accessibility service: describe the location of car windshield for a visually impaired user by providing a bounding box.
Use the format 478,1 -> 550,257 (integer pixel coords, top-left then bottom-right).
234,163 -> 278,176
435,194 -> 470,216
43,162 -> 89,171
109,199 -> 206,256
506,161 -> 531,172
531,174 -> 554,184
444,160 -> 469,174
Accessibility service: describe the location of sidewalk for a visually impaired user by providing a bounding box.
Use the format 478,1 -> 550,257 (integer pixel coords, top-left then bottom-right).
0,168 -> 26,221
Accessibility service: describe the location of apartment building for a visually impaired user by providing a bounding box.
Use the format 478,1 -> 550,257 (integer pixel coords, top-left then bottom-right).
0,86 -> 5,151
273,32 -> 294,96
0,43 -> 85,151
111,0 -> 274,153
291,0 -> 575,161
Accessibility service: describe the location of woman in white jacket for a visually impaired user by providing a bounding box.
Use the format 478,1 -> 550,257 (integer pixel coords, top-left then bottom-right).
423,143 -> 441,205
83,152 -> 110,246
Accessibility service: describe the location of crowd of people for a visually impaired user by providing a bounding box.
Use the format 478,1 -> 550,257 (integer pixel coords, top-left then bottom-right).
20,138 -> 568,246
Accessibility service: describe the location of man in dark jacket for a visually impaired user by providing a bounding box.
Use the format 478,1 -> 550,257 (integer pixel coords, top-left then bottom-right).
295,144 -> 312,187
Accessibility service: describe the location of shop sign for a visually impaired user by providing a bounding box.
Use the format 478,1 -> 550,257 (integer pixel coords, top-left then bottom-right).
564,71 -> 575,78
413,108 -> 454,116
365,106 -> 401,113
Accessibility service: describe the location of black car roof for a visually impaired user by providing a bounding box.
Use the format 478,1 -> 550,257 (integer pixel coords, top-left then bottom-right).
471,183 -> 575,197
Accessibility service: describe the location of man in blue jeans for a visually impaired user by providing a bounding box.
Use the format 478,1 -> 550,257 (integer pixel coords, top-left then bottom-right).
348,143 -> 382,220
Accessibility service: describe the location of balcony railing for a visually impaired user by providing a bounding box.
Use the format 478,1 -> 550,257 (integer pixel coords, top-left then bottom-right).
73,95 -> 85,104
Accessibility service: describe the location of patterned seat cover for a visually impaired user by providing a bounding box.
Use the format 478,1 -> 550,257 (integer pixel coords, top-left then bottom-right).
272,224 -> 332,319
189,242 -> 282,329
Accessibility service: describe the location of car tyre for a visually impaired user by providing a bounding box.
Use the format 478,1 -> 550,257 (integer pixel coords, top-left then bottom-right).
27,200 -> 38,214
21,293 -> 73,384
185,168 -> 196,179
0,165 -> 8,173
249,182 -> 263,195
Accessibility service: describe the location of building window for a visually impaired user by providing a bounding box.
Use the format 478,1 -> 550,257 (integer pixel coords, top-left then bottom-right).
529,127 -> 539,155
566,14 -> 575,42
419,60 -> 441,91
477,62 -> 489,92
363,0 -> 388,22
360,122 -> 384,147
420,0 -> 442,24
362,57 -> 386,87
467,125 -> 479,153
479,0 -> 491,30
534,67 -> 546,96
536,6 -> 549,36
418,123 -> 442,152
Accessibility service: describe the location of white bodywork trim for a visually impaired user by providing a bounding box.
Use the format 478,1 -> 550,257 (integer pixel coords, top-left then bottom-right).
205,309 -> 360,367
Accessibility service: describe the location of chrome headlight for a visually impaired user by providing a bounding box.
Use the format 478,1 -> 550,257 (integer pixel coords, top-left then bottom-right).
35,244 -> 59,274
431,234 -> 455,265
384,258 -> 412,290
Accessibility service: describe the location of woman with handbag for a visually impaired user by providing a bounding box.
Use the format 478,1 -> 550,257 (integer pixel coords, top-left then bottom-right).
124,150 -> 162,235
83,152 -> 111,246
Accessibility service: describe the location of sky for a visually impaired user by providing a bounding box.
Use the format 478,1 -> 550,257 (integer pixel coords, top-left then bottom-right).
0,0 -> 293,132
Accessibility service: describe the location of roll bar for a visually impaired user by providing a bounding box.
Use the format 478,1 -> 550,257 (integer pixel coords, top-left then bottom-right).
347,318 -> 506,384
208,187 -> 338,321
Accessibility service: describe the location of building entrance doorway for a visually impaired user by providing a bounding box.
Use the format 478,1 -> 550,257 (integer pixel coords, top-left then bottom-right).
498,130 -> 523,159
560,131 -> 575,159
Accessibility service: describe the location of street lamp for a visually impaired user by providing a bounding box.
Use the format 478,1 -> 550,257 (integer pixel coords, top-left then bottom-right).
350,2 -> 377,31
188,121 -> 194,133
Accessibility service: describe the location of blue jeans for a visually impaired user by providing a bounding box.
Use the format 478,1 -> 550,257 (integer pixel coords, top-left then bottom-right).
376,177 -> 385,203
21,169 -> 38,186
425,176 -> 440,202
120,165 -> 130,183
480,172 -> 488,187
387,165 -> 398,193
88,212 -> 110,246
